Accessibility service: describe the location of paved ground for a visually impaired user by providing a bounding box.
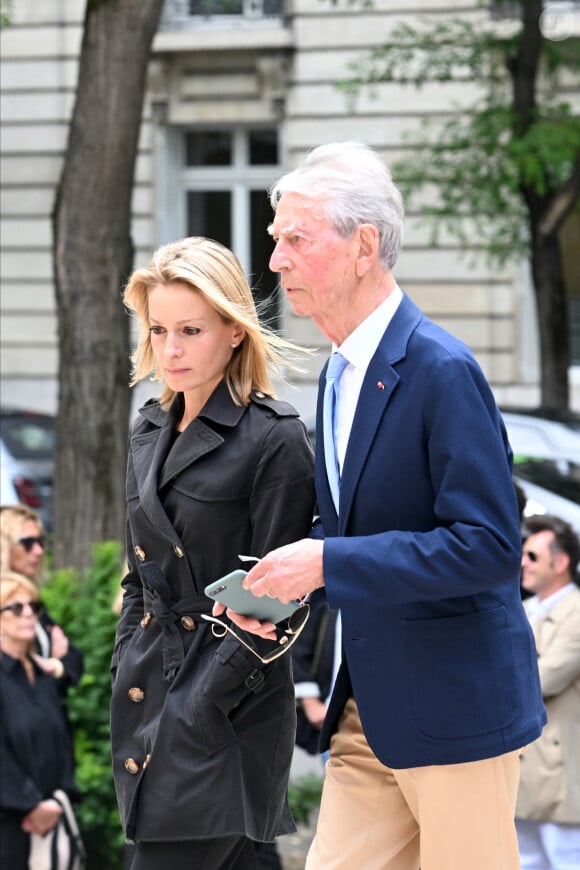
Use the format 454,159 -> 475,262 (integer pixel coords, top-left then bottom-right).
276,747 -> 321,869
276,822 -> 316,870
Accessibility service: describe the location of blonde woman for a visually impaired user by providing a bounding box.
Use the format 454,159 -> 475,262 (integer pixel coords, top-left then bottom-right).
0,572 -> 77,868
0,504 -> 83,687
110,237 -> 315,869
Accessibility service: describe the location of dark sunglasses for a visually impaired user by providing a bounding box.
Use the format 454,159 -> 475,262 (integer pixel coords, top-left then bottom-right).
0,600 -> 44,617
17,536 -> 46,552
522,550 -> 538,562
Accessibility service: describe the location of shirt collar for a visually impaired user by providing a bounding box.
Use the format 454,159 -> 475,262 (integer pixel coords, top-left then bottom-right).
526,581 -> 576,623
337,284 -> 403,371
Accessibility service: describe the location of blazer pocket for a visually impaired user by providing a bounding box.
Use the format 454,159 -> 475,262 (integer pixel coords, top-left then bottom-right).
404,606 -> 518,739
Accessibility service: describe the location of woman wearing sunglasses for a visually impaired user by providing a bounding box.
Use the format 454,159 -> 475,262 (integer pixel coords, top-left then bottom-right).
0,571 -> 78,868
0,504 -> 84,687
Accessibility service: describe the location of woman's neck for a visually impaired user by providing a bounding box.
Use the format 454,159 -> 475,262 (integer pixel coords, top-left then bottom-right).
1,637 -> 30,662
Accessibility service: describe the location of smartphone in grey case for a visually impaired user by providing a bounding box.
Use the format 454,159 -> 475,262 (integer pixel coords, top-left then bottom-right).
204,569 -> 300,624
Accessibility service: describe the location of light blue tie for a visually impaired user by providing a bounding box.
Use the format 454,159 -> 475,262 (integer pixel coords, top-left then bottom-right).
323,352 -> 348,510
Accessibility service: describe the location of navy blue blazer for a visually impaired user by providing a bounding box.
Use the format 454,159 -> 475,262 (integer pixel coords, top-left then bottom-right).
316,293 -> 546,768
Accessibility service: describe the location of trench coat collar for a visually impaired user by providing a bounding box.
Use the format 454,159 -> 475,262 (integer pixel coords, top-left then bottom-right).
138,380 -> 246,430
133,382 -> 247,538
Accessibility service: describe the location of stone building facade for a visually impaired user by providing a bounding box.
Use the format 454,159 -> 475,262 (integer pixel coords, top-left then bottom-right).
1,0 -> 578,418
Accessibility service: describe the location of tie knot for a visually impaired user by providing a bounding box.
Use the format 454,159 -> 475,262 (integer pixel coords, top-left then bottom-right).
326,352 -> 348,383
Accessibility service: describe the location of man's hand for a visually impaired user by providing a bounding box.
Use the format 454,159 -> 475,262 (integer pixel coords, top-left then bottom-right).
243,539 -> 325,602
301,696 -> 328,730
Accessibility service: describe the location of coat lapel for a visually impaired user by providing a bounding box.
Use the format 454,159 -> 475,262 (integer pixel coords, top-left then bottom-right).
131,404 -> 182,543
131,384 -> 245,541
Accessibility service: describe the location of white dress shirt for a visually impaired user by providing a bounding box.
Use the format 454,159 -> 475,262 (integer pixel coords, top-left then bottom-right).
333,285 -> 403,472
525,582 -> 576,626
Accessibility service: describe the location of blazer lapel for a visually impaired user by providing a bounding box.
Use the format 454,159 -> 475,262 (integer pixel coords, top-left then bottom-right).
338,294 -> 423,531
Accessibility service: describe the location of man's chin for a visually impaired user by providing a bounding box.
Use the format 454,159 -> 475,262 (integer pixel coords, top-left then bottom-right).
286,295 -> 309,318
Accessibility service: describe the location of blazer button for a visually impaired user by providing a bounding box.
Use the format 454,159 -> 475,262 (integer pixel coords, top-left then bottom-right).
125,758 -> 140,775
134,546 -> 146,561
140,612 -> 152,628
128,687 -> 145,703
173,545 -> 185,558
180,615 -> 197,631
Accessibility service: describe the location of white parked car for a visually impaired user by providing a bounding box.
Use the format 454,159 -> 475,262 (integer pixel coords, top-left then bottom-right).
502,408 -> 580,532
0,408 -> 55,532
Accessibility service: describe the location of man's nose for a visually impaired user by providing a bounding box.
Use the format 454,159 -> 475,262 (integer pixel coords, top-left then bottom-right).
269,240 -> 290,272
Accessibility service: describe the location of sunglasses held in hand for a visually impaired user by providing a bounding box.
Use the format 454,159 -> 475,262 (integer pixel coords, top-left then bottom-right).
0,600 -> 44,617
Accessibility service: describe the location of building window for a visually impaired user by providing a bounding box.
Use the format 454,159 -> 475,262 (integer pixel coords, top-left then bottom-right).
182,128 -> 281,327
188,0 -> 283,16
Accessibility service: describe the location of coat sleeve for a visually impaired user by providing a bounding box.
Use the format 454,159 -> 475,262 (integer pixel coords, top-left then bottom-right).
39,612 -> 84,687
248,415 -> 315,557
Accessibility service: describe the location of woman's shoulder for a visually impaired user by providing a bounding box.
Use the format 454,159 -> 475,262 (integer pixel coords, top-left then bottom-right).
130,398 -> 165,434
248,390 -> 300,419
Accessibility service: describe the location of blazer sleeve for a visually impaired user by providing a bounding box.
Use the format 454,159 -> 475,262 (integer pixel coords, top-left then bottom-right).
324,351 -> 522,610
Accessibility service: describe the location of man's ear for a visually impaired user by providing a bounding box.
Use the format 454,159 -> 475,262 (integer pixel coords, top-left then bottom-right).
355,224 -> 380,277
554,549 -> 571,577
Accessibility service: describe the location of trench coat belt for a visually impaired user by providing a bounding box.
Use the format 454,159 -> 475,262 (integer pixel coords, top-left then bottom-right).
138,560 -> 212,682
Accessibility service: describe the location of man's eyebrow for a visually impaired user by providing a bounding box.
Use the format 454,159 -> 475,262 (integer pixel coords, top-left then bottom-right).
267,222 -> 298,237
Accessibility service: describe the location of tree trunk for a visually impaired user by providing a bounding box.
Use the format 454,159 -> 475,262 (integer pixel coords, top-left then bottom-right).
529,219 -> 570,409
52,0 -> 164,570
509,0 -> 572,410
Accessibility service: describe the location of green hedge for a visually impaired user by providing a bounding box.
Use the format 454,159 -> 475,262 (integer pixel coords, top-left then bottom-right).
41,541 -> 125,870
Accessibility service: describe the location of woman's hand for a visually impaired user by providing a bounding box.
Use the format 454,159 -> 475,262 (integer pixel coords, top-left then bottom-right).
211,601 -> 278,640
49,624 -> 70,659
21,799 -> 62,835
31,654 -> 65,679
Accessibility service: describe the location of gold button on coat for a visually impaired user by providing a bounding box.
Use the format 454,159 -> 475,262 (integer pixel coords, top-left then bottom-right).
180,615 -> 196,631
173,545 -> 185,558
134,546 -> 146,561
128,687 -> 145,703
255,391 -> 265,399
140,612 -> 152,628
125,758 -> 140,774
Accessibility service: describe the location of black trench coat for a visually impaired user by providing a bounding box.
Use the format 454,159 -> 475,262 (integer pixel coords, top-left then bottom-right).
110,383 -> 315,844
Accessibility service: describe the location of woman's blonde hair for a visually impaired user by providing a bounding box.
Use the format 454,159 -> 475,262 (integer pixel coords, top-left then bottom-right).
0,571 -> 40,609
123,236 -> 310,410
0,504 -> 45,586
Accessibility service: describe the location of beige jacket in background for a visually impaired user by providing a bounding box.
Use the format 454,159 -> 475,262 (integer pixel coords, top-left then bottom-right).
516,585 -> 580,823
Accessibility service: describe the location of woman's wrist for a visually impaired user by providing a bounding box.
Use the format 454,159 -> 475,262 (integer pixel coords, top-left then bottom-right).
47,657 -> 66,679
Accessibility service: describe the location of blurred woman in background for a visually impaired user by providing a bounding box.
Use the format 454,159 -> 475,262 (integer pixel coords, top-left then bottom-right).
0,571 -> 78,868
0,504 -> 83,687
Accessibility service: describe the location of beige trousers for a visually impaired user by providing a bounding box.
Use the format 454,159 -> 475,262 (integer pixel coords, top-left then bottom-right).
306,698 -> 522,870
